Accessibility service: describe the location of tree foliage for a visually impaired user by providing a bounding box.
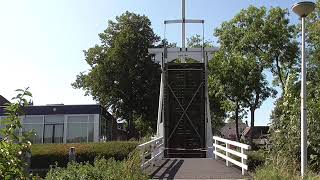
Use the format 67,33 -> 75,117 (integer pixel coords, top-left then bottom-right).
215,6 -> 298,93
213,6 -> 299,142
269,1 -> 320,172
0,88 -> 33,179
72,12 -> 161,138
209,52 -> 253,140
187,34 -> 212,48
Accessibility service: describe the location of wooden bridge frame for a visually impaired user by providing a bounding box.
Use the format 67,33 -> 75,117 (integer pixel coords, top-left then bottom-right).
138,136 -> 250,175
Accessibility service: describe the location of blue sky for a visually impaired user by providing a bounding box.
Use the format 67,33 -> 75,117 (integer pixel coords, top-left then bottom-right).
0,0 -> 305,125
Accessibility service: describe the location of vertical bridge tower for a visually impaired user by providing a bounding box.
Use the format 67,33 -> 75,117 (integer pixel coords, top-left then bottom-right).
149,0 -> 218,158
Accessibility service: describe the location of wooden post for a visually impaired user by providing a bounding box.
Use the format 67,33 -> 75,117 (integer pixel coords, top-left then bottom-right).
69,147 -> 76,162
214,139 -> 217,159
140,147 -> 145,169
226,143 -> 229,166
241,147 -> 245,175
151,143 -> 155,166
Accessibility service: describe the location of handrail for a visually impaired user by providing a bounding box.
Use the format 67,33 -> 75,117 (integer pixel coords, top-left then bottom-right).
138,136 -> 163,148
137,136 -> 164,169
213,136 -> 250,149
213,136 -> 250,175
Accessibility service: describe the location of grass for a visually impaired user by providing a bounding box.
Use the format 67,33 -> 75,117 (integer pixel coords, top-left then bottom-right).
253,154 -> 320,180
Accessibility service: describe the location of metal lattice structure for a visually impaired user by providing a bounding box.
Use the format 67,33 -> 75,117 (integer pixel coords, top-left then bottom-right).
148,0 -> 218,158
164,63 -> 206,158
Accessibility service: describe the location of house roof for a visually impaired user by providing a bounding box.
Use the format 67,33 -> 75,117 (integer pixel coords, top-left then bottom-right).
243,126 -> 269,139
242,127 -> 251,136
0,104 -> 102,116
0,95 -> 10,106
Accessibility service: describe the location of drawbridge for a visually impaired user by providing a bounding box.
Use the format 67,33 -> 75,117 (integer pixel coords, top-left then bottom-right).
138,0 -> 250,179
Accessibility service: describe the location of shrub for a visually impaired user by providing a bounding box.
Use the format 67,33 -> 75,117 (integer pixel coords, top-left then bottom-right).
31,141 -> 138,169
254,155 -> 320,180
247,149 -> 267,171
45,151 -> 148,180
0,88 -> 33,179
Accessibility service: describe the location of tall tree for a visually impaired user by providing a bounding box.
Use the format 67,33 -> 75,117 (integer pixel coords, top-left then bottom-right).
210,51 -> 264,142
214,6 -> 297,143
215,6 -> 298,94
209,52 -> 247,141
269,1 -> 320,171
72,11 -> 161,139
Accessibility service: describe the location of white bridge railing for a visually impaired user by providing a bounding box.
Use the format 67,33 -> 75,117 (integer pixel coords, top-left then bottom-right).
213,136 -> 250,175
137,136 -> 164,169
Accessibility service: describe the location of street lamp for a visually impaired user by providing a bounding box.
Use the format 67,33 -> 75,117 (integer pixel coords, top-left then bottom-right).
291,1 -> 315,176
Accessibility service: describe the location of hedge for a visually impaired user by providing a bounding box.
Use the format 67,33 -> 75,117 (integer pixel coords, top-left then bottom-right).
30,141 -> 139,169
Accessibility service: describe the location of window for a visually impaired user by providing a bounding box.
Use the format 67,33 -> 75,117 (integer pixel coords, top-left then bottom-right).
22,116 -> 44,144
88,115 -> 94,141
67,115 -> 94,143
0,117 -> 5,139
23,116 -> 43,124
23,124 -> 43,144
45,115 -> 64,124
100,115 -> 107,140
43,115 -> 64,144
43,124 -> 63,143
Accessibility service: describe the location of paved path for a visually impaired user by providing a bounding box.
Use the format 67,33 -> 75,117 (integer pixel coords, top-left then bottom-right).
144,158 -> 246,179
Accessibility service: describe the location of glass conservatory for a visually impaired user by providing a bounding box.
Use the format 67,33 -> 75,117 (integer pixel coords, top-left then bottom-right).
0,104 -> 117,144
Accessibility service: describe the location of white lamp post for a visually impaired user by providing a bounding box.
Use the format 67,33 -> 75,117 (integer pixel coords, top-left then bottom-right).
291,1 -> 315,176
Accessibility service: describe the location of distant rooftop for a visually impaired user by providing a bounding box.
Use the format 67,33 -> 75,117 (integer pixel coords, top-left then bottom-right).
0,104 -> 102,116
0,95 -> 10,106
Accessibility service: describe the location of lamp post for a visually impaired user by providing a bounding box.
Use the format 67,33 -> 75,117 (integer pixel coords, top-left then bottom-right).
291,1 -> 315,176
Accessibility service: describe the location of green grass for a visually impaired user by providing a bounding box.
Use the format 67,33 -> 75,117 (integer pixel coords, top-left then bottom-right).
253,155 -> 320,180
254,163 -> 320,180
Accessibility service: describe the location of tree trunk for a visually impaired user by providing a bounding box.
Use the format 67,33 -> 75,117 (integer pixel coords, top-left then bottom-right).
127,113 -> 134,140
275,57 -> 286,94
235,101 -> 240,142
249,107 -> 255,145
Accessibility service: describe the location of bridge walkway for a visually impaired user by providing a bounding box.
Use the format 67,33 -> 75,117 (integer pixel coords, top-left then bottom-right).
144,158 -> 247,179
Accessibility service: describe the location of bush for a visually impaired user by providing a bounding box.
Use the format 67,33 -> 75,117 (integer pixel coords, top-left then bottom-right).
247,149 -> 267,171
0,88 -> 33,179
254,155 -> 320,180
31,141 -> 139,169
45,151 -> 148,180
254,164 -> 320,180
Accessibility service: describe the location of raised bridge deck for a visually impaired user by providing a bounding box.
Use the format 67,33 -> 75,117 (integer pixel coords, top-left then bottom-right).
145,158 -> 246,179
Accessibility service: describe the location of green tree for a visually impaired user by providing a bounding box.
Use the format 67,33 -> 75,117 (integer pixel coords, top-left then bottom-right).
215,6 -> 298,94
269,1 -> 320,172
214,6 -> 296,143
157,39 -> 177,48
187,34 -> 212,48
0,88 -> 33,179
72,11 -> 161,139
209,52 -> 253,141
